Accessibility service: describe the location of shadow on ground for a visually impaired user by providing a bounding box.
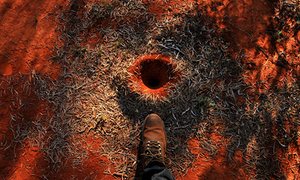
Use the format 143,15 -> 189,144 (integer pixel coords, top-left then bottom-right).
112,0 -> 299,178
0,0 -> 298,179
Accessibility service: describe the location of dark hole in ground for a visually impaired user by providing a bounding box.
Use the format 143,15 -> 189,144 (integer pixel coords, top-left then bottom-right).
140,60 -> 173,89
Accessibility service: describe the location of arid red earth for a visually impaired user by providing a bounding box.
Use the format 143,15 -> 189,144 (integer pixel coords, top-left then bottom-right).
0,0 -> 299,179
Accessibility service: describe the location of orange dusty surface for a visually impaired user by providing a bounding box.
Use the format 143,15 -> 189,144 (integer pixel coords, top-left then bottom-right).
1,0 -> 299,179
0,0 -> 62,79
200,0 -> 298,92
0,0 -> 114,179
183,134 -> 249,180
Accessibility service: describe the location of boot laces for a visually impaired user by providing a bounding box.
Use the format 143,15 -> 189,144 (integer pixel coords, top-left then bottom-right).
145,141 -> 161,156
143,141 -> 163,164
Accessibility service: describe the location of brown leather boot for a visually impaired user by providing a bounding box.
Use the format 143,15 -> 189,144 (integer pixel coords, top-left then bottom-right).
141,113 -> 167,168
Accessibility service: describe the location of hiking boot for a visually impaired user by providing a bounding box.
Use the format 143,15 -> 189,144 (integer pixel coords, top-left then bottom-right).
141,113 -> 167,168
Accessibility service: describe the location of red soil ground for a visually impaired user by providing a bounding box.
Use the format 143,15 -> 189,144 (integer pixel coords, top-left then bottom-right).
0,0 -> 113,179
1,0 -> 298,179
184,133 -> 248,180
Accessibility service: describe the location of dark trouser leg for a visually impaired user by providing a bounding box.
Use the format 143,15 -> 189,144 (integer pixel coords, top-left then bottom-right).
142,162 -> 175,180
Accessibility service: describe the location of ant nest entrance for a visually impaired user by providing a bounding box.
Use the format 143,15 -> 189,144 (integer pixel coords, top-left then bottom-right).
128,54 -> 181,101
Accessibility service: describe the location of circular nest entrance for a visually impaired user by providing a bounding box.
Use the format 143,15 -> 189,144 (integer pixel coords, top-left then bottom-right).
128,54 -> 181,101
